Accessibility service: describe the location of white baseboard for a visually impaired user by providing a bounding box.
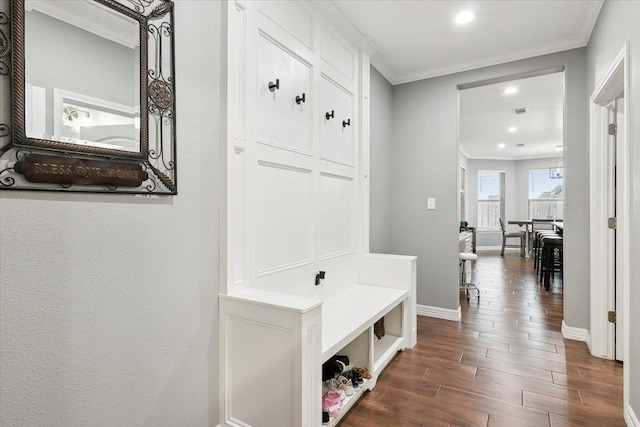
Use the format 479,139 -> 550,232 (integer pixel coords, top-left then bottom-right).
561,320 -> 588,342
627,405 -> 640,427
476,246 -> 501,251
417,304 -> 461,321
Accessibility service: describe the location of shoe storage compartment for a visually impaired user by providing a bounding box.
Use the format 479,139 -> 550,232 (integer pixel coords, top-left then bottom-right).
322,330 -> 370,426
373,302 -> 405,374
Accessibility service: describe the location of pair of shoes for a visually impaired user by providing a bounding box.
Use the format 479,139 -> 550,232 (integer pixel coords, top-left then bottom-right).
323,378 -> 346,399
335,375 -> 354,396
322,360 -> 342,381
374,317 -> 385,339
322,390 -> 342,418
354,367 -> 372,380
343,369 -> 363,387
322,355 -> 350,380
333,355 -> 350,366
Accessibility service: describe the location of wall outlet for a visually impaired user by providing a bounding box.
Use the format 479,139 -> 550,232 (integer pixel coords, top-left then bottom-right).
427,198 -> 436,210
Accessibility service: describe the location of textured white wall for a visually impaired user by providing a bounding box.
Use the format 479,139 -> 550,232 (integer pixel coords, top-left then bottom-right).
586,0 -> 640,418
0,2 -> 221,425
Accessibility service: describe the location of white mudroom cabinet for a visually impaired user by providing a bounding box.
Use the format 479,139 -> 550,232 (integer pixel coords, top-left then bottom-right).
218,2 -> 417,426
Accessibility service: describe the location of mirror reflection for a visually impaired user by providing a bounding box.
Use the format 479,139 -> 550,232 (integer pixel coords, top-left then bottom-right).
24,0 -> 140,152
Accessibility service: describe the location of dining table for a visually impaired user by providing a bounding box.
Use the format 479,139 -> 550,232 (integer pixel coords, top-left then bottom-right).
508,220 -> 533,257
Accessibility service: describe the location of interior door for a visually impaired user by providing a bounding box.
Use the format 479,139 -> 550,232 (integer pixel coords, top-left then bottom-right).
614,97 -> 625,362
607,98 -> 624,362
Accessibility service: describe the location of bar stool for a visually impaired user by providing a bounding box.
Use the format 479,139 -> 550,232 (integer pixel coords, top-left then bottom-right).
531,219 -> 556,267
533,229 -> 558,270
539,235 -> 563,290
459,252 -> 480,301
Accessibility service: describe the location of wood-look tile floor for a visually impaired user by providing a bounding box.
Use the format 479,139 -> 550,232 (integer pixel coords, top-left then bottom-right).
338,250 -> 625,426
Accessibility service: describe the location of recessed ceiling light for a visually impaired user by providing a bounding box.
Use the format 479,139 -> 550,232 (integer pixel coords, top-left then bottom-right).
497,143 -> 506,149
455,11 -> 474,24
504,86 -> 518,95
508,127 -> 518,133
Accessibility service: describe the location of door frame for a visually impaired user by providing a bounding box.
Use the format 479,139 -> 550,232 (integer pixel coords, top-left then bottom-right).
588,42 -> 630,409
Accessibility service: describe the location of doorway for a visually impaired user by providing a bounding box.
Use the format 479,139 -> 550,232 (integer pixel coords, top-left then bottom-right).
589,42 -> 630,408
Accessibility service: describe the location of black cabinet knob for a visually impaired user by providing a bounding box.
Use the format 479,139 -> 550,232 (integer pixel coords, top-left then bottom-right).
325,110 -> 334,120
342,118 -> 351,128
295,93 -> 306,104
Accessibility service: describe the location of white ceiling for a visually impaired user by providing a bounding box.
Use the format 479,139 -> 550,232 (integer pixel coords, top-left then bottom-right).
459,72 -> 565,160
333,0 -> 603,85
329,0 -> 599,159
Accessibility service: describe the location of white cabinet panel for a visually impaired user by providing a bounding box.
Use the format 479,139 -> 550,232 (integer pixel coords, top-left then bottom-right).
320,75 -> 354,166
228,317 -> 295,427
255,161 -> 313,275
320,27 -> 355,83
257,32 -> 312,155
258,1 -> 313,50
319,173 -> 354,258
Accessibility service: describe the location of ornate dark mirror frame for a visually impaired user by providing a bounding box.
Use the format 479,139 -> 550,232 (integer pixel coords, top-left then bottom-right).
0,0 -> 177,194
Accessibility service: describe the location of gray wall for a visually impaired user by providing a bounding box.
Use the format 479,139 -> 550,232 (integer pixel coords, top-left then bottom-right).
369,66 -> 394,253
586,0 -> 640,417
0,2 -> 221,425
389,49 -> 588,323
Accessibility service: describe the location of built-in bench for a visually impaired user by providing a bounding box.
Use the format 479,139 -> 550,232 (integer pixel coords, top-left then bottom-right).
219,254 -> 417,427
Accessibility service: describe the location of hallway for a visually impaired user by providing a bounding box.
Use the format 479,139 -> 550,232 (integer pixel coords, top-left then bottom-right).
339,251 -> 625,426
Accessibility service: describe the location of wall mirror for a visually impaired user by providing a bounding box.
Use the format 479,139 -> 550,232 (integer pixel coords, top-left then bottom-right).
0,0 -> 177,194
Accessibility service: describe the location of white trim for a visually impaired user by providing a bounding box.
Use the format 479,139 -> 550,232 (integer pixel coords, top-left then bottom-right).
417,304 -> 461,321
561,320 -> 588,342
588,44 -> 631,416
381,30 -> 596,85
626,405 -> 640,427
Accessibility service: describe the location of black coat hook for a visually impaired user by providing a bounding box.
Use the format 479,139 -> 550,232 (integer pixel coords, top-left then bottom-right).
295,93 -> 306,105
315,271 -> 326,286
325,110 -> 334,120
342,118 -> 351,128
268,79 -> 280,92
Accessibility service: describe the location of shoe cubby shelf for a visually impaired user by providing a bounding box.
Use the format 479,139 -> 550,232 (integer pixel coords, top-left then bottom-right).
374,335 -> 404,372
321,285 -> 408,362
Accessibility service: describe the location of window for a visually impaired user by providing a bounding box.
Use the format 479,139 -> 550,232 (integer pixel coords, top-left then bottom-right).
528,169 -> 564,219
477,170 -> 505,230
459,166 -> 466,221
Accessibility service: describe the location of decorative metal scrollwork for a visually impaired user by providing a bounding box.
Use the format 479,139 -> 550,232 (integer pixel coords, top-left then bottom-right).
0,11 -> 9,75
148,79 -> 173,110
0,148 -> 32,187
2,0 -> 177,194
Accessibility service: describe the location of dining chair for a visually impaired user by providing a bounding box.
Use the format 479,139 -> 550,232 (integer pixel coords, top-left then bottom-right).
499,218 -> 525,257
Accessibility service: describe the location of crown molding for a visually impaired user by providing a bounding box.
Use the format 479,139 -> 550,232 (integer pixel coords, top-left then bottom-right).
310,0 -> 377,54
392,36 -> 588,85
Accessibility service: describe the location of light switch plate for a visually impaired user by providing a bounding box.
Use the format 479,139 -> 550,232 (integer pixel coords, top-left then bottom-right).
427,198 -> 435,210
